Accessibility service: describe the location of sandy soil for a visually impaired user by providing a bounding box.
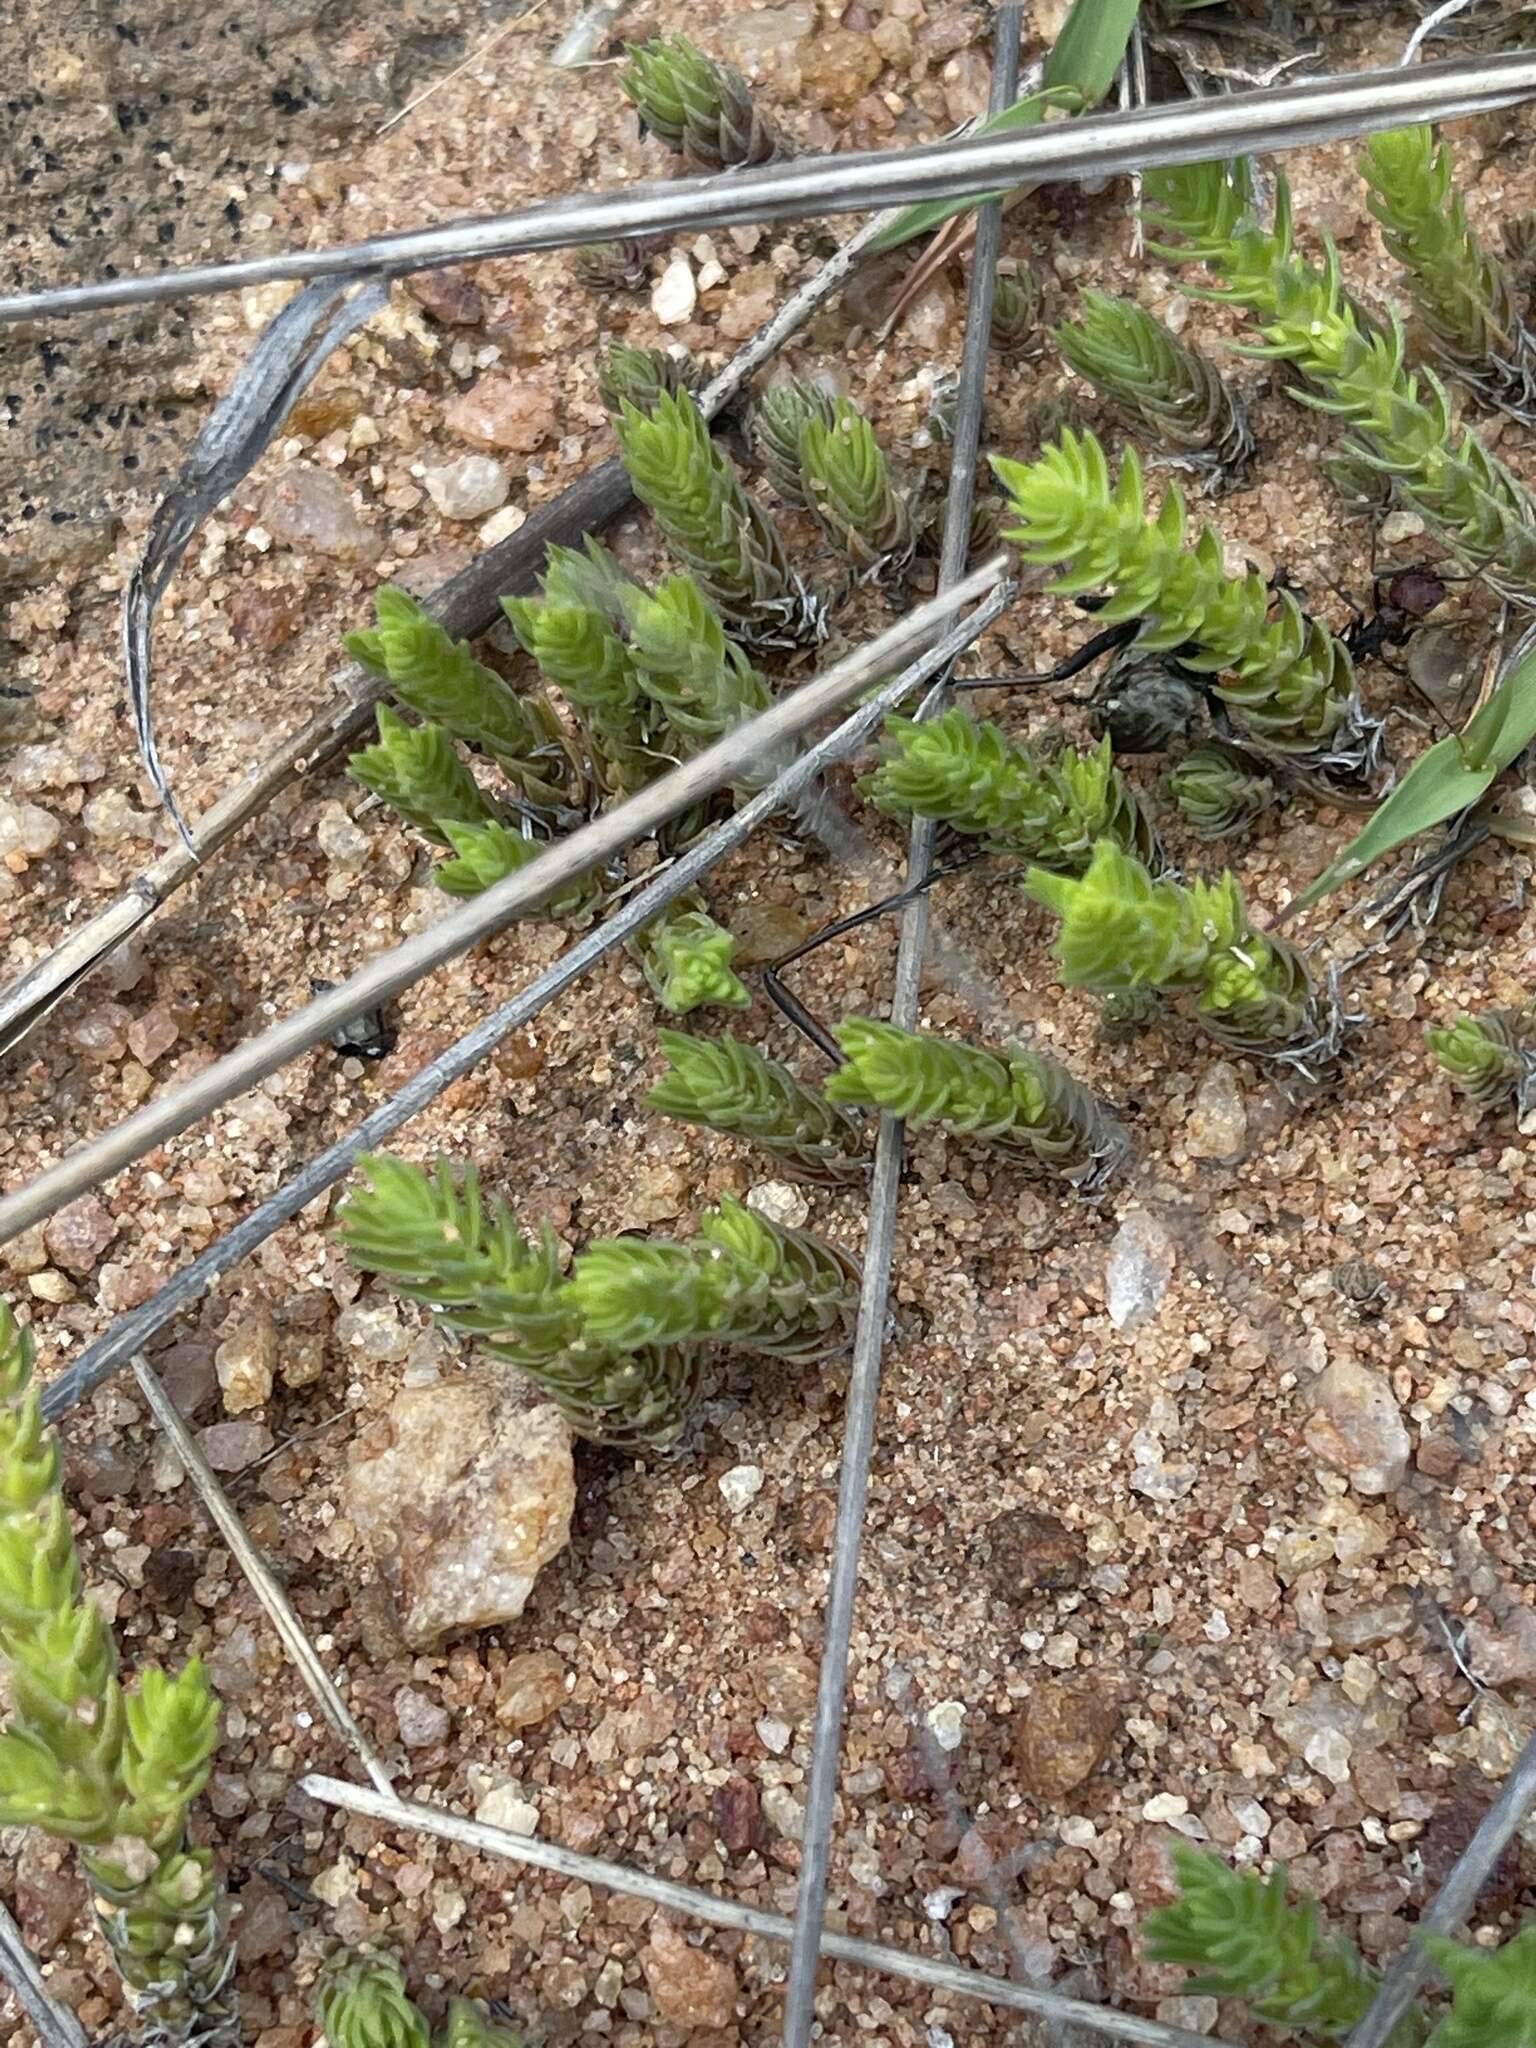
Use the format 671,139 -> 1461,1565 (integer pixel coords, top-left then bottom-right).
3,2 -> 1536,2044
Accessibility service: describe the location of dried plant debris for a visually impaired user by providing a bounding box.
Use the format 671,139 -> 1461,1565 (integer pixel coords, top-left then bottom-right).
824,1018 -> 1127,1191
0,1302 -> 236,2045
1425,1003 -> 1536,1118
1055,289 -> 1253,487
338,1158 -> 857,1446
1146,157 -> 1536,602
1361,124 -> 1536,420
1029,839 -> 1331,1068
620,33 -> 788,172
645,1028 -> 868,1183
995,431 -> 1382,788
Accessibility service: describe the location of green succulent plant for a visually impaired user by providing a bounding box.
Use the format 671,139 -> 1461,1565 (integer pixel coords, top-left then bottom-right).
1427,1927 -> 1536,2048
1163,746 -> 1276,839
825,1017 -> 1126,1189
634,894 -> 751,1014
990,262 -> 1043,356
339,1157 -> 858,1446
1055,289 -> 1253,483
568,1194 -> 857,1363
867,711 -> 1162,874
314,1950 -> 530,2048
0,1300 -> 235,2044
434,818 -> 604,915
1425,1005 -> 1536,1113
645,1028 -> 867,1183
993,430 -> 1376,781
1144,159 -> 1536,602
597,342 -> 699,421
1028,838 -> 1328,1064
503,561 -> 658,797
1144,1847 -> 1383,2039
1361,125 -> 1536,417
616,390 -> 822,647
347,586 -> 579,815
622,573 -> 776,782
620,33 -> 787,172
752,379 -> 838,508
573,238 -> 651,293
315,1949 -> 431,2048
349,706 -> 503,845
798,399 -> 913,573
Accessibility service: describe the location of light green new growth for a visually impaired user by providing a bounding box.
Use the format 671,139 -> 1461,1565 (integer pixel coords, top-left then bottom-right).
825,1017 -> 1126,1188
0,1301 -> 235,2044
339,1158 -> 858,1445
349,705 -> 502,845
1028,839 -> 1325,1061
1425,1006 -> 1536,1112
994,430 -> 1369,771
1427,1927 -> 1536,2047
616,390 -> 821,647
620,34 -> 786,172
623,573 -> 776,781
867,710 -> 1162,874
1144,1847 -> 1385,2040
574,238 -> 649,293
503,548 -> 656,796
346,586 -> 577,813
315,1950 -> 430,2048
598,342 -> 697,421
646,1029 -> 867,1183
1164,746 -> 1275,839
798,399 -> 913,572
313,1949 -> 530,2048
441,1998 -> 529,2048
990,263 -> 1042,356
1144,159 -> 1536,601
1055,289 -> 1252,478
1361,125 -> 1536,415
635,894 -> 751,1014
568,1195 -> 857,1363
753,379 -> 838,508
435,819 -> 603,917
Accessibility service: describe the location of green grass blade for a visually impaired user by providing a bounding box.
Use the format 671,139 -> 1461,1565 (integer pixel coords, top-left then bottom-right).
1462,641 -> 1536,773
870,0 -> 1140,253
1043,0 -> 1144,101
1292,737 -> 1493,909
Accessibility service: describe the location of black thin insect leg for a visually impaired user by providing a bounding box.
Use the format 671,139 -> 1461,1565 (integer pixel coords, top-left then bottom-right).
950,618 -> 1141,693
763,847 -> 991,1063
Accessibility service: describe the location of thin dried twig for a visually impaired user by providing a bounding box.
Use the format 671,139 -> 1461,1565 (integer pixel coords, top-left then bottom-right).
781,19 -> 1021,2039
7,53 -> 1536,322
128,1354 -> 395,1795
299,1774 -> 1240,2048
0,1897 -> 89,2048
41,578 -> 1014,1423
0,219 -> 891,1067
